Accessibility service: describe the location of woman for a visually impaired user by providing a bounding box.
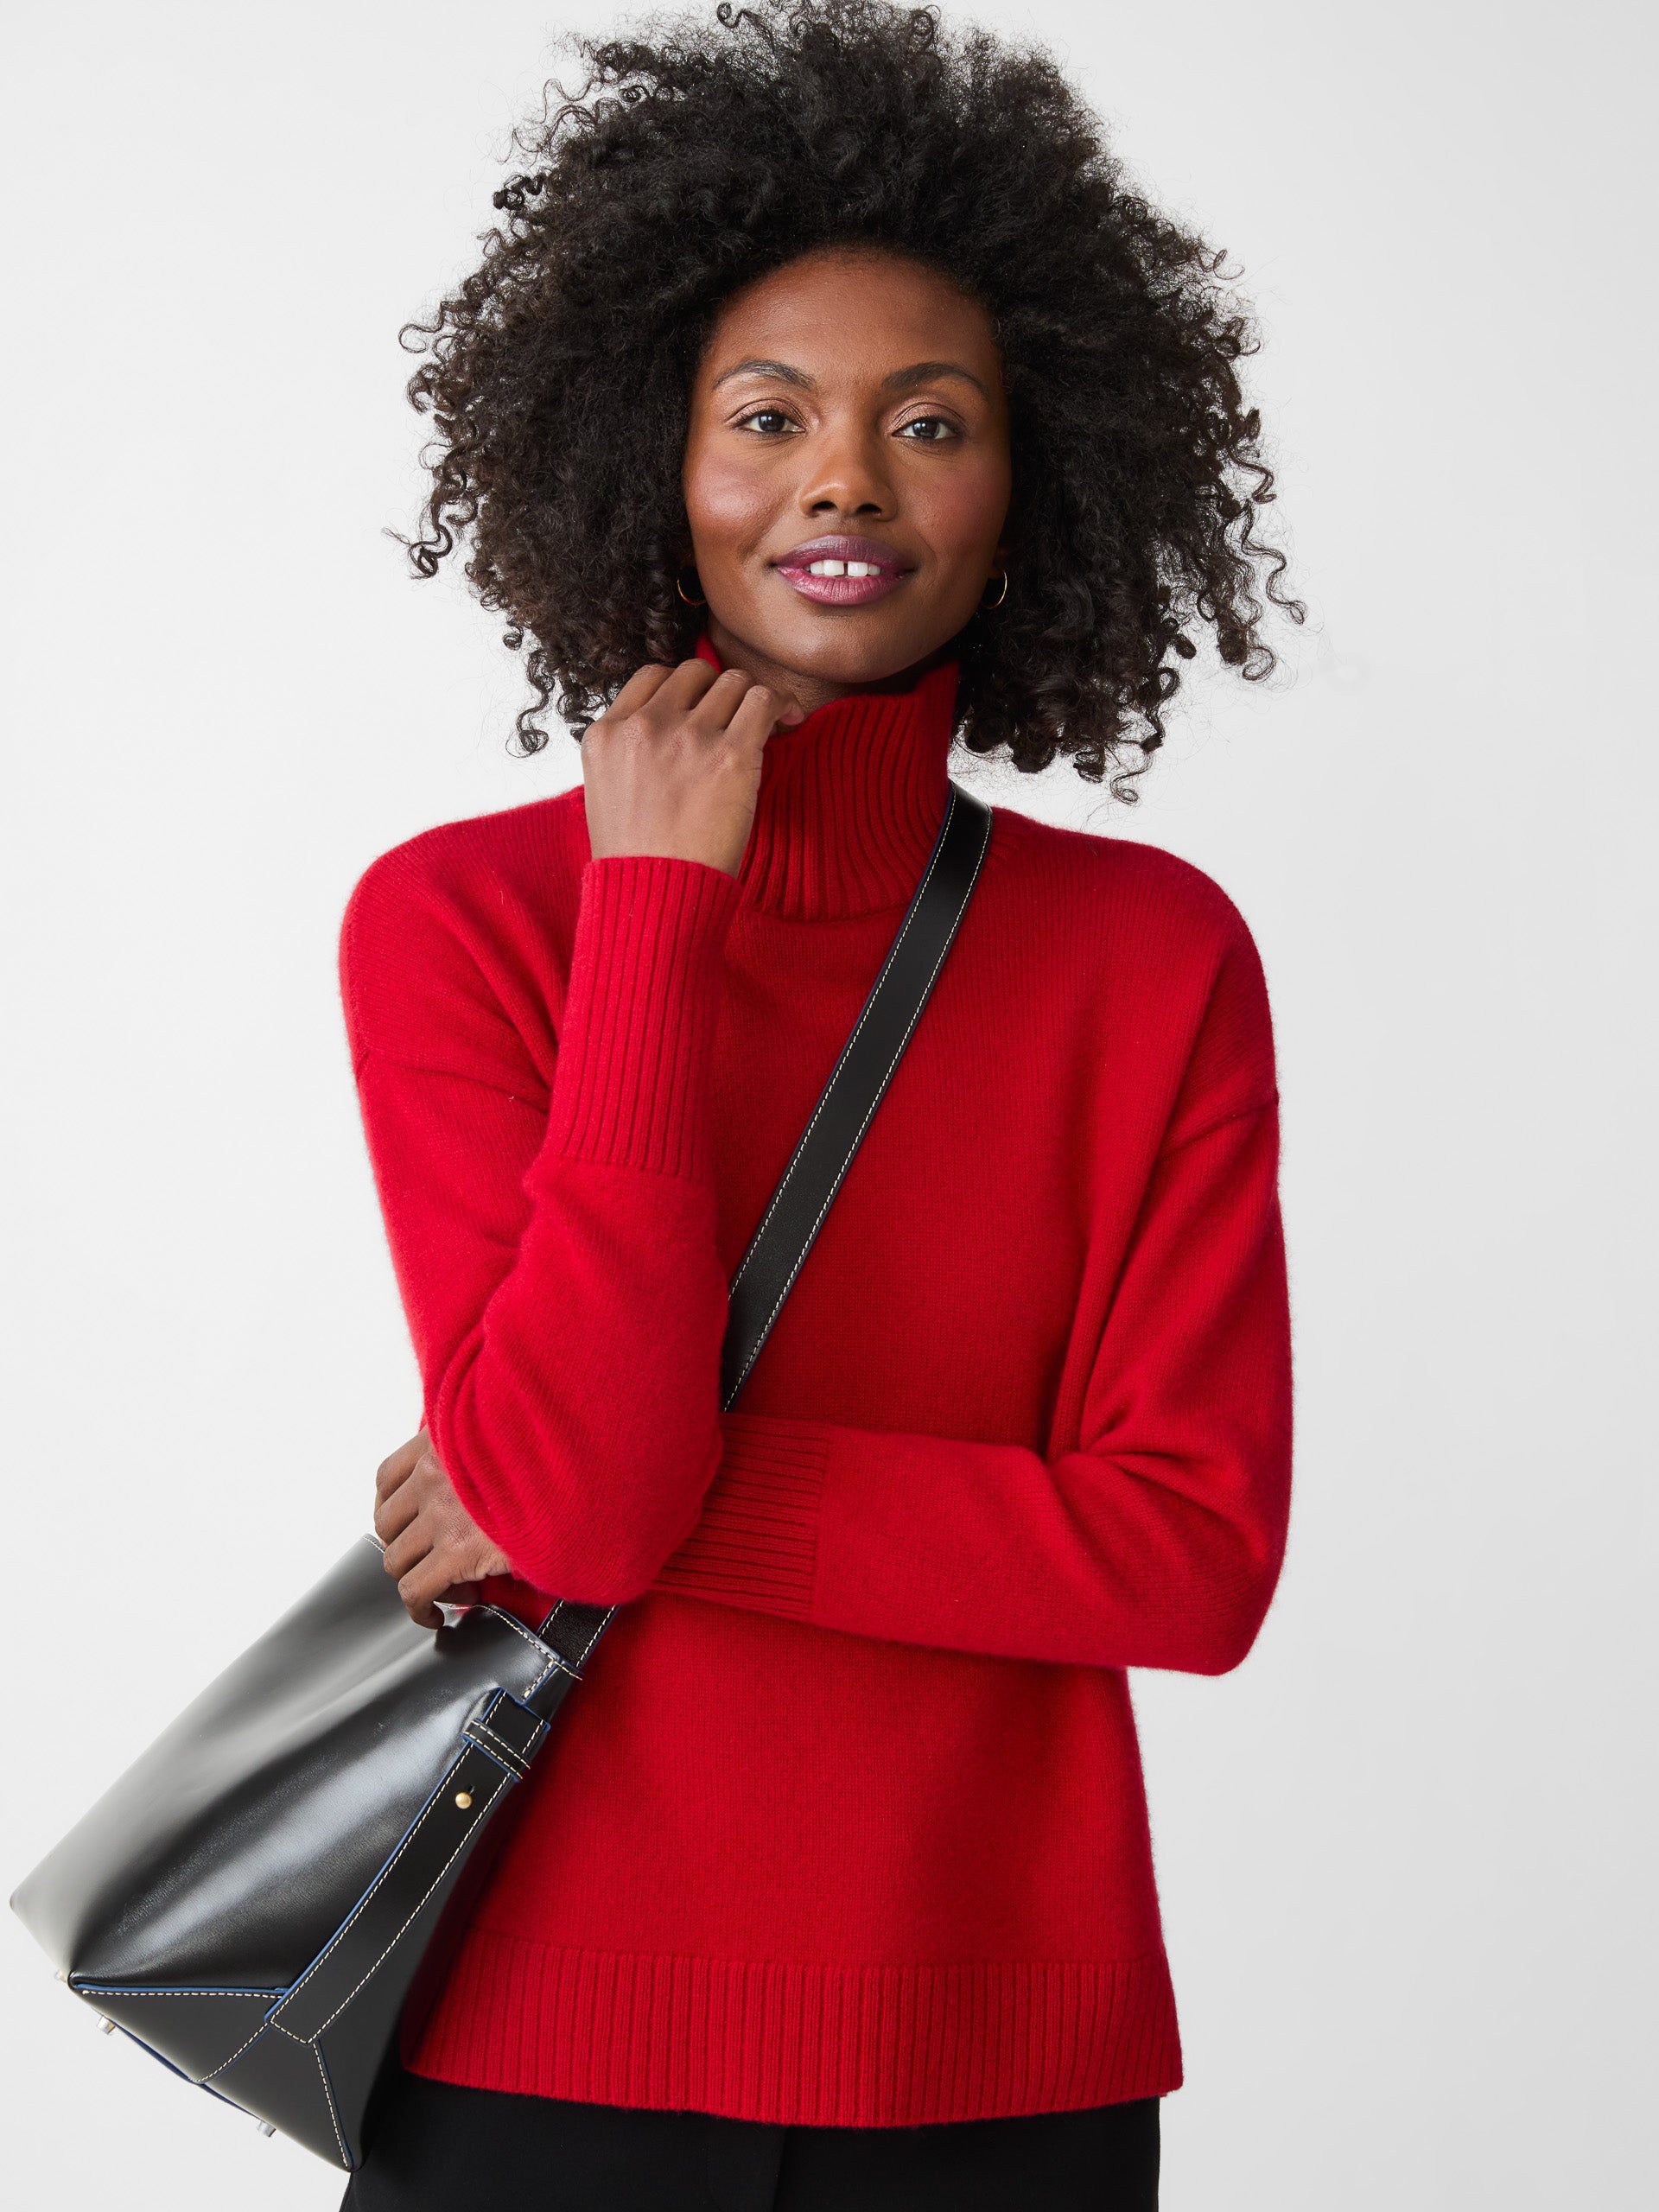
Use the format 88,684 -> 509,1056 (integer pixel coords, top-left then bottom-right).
342,3 -> 1297,2205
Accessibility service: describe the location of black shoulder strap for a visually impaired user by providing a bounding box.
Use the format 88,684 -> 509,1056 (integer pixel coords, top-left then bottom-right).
719,780 -> 991,1405
537,781 -> 992,1661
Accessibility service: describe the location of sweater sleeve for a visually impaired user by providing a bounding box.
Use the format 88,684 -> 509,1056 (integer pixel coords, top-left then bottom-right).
653,925 -> 1293,1677
340,843 -> 745,1606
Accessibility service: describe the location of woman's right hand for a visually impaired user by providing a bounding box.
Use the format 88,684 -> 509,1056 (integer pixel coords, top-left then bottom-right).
374,1428 -> 512,1630
581,658 -> 803,877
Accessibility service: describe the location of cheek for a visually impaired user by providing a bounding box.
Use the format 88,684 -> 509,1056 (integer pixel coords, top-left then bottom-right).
683,447 -> 778,567
918,453 -> 1012,566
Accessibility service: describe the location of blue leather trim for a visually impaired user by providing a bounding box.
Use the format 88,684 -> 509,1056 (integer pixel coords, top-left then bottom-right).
73,1982 -> 284,1999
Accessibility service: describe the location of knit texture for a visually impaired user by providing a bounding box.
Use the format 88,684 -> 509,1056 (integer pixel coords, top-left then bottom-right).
338,642 -> 1292,2126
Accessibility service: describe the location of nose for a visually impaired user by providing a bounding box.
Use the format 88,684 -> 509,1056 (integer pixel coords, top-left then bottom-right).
796,416 -> 894,523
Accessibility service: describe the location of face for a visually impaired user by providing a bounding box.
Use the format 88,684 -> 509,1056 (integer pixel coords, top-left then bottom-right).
682,246 -> 1012,709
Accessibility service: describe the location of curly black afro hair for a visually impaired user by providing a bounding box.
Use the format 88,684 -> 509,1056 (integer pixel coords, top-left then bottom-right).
401,0 -> 1300,791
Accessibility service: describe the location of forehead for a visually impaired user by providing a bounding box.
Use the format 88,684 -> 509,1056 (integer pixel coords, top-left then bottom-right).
698,248 -> 1001,385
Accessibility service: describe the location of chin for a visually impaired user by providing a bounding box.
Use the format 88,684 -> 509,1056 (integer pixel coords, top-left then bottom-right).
748,603 -> 957,690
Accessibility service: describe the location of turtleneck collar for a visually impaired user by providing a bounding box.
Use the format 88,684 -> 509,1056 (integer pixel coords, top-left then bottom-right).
694,633 -> 960,923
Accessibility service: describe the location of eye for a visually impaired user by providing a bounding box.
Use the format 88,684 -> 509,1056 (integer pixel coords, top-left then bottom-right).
894,415 -> 961,443
734,407 -> 798,436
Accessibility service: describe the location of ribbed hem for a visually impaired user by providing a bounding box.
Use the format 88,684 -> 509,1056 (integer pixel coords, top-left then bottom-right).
652,1414 -> 830,1618
546,856 -> 742,1178
407,1931 -> 1182,2126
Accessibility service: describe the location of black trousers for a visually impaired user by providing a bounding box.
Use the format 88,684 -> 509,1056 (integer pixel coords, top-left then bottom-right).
342,2064 -> 1160,2211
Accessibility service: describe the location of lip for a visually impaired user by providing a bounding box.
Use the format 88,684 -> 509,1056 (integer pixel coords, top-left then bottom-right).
772,532 -> 914,608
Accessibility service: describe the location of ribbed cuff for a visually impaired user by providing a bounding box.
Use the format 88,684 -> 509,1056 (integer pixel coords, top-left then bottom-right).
652,1412 -> 830,1618
545,856 -> 743,1179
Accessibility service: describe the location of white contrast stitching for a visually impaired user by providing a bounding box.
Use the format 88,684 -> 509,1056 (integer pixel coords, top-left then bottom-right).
480,1601 -> 619,1681
467,1714 -> 540,1758
567,1609 -> 614,1668
724,794 -> 988,1402
203,2015 -> 282,2080
462,1741 -> 528,1782
474,1605 -> 578,1685
462,1719 -> 534,1775
531,1597 -> 614,1675
315,2042 -> 348,2166
74,1986 -> 281,1999
301,1766 -> 512,2041
268,1751 -> 478,2018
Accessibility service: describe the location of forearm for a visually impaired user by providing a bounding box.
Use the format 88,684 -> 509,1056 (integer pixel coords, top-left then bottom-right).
428,1157 -> 730,1603
655,1411 -> 1287,1672
656,1106 -> 1292,1672
351,853 -> 745,1605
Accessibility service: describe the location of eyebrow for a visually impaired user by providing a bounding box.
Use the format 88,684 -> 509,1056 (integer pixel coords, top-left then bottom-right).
883,359 -> 990,400
709,356 -> 990,399
710,357 -> 815,392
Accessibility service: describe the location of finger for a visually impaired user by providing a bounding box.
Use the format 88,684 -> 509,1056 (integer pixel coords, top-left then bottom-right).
601,662 -> 676,721
685,665 -> 759,733
375,1432 -> 426,1500
374,1479 -> 421,1548
400,1585 -> 443,1632
381,1522 -> 432,1583
646,657 -> 721,715
398,1555 -> 453,1632
726,680 -> 798,751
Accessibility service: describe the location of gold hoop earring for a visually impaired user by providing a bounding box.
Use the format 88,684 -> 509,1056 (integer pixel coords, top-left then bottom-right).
676,566 -> 706,607
980,569 -> 1008,611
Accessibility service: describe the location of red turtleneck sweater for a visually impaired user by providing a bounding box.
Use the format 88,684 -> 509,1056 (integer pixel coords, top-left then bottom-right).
337,644 -> 1291,2127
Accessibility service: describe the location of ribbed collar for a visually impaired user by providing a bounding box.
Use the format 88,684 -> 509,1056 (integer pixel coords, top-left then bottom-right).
696,634 -> 959,922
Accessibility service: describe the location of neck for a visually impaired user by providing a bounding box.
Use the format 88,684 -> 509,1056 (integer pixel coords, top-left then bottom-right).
694,631 -> 959,922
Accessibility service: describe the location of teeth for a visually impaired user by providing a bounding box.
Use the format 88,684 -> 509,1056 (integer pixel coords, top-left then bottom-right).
805,559 -> 881,578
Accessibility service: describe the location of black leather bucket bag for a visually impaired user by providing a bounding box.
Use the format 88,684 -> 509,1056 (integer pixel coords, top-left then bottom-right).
11,786 -> 991,2171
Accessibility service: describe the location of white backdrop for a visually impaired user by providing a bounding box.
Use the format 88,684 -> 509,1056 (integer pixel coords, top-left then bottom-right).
3,3 -> 1653,2205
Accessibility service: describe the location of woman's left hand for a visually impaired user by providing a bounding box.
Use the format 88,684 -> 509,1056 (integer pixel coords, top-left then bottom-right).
374,1429 -> 513,1629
